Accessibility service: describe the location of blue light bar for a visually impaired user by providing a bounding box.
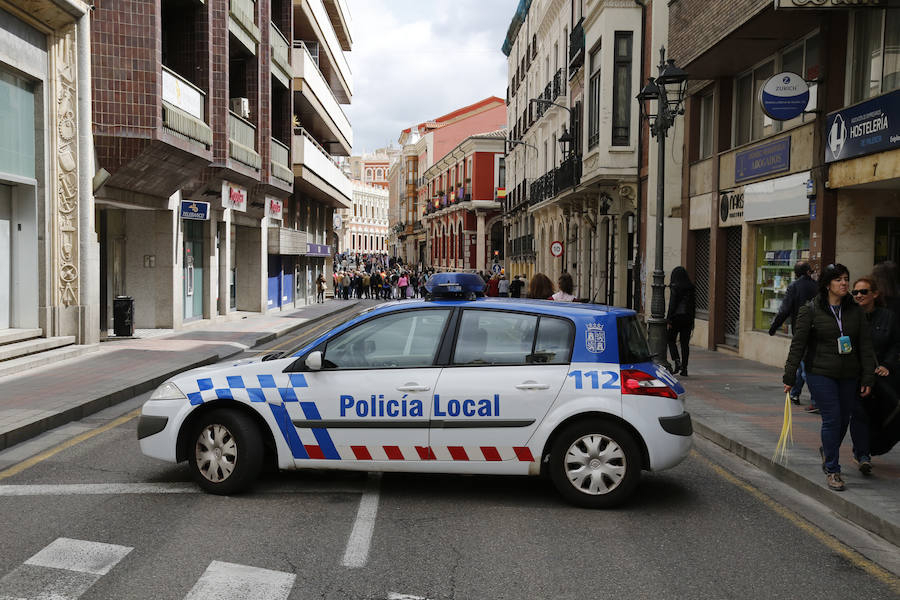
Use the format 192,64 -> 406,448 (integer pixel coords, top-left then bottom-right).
425,272 -> 486,298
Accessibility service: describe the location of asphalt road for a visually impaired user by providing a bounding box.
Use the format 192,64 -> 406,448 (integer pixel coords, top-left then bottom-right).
0,303 -> 897,600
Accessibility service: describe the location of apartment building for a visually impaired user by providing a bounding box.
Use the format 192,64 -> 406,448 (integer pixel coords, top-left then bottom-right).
89,0 -> 351,329
503,0 -> 642,303
669,0 -> 900,366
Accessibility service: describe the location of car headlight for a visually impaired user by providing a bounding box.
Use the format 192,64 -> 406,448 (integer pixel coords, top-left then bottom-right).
149,382 -> 186,401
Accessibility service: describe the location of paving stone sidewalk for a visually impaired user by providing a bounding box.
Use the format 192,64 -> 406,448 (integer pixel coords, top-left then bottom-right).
685,347 -> 900,547
0,300 -> 360,451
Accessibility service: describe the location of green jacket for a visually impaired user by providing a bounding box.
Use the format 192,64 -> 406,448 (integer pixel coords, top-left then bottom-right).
783,296 -> 876,387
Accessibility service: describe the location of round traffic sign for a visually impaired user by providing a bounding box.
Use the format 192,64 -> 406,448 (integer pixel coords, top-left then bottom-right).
550,240 -> 564,257
491,263 -> 502,274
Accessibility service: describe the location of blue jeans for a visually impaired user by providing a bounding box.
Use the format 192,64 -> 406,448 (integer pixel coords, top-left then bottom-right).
806,374 -> 868,473
790,360 -> 807,402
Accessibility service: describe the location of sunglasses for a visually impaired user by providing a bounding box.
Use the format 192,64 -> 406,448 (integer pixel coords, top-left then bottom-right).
851,289 -> 870,296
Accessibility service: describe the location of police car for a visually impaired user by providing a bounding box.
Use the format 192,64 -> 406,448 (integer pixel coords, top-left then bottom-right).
138,273 -> 691,508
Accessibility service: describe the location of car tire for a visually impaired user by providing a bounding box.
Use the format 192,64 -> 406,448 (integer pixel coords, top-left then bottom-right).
549,419 -> 641,508
188,409 -> 263,495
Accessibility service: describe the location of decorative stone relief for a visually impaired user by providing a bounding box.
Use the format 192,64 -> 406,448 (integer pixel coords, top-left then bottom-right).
55,26 -> 79,306
617,183 -> 637,210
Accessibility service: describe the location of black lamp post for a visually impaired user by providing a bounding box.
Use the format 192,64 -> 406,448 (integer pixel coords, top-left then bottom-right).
636,46 -> 688,370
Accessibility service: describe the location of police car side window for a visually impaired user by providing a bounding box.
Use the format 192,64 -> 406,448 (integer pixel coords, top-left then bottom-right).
452,310 -> 538,366
530,316 -> 574,364
324,309 -> 451,369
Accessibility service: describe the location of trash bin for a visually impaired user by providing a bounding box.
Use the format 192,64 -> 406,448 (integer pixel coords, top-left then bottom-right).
113,296 -> 134,337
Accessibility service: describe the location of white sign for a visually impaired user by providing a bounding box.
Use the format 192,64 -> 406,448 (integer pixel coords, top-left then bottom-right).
222,181 -> 247,212
266,197 -> 283,220
550,240 -> 564,257
333,213 -> 342,230
162,68 -> 204,120
743,171 -> 811,222
760,72 -> 810,121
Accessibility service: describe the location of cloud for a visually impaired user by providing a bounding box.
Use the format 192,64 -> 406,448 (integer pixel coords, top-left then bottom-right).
344,0 -> 519,154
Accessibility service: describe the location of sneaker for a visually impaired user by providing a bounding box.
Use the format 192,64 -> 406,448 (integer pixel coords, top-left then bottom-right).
805,405 -> 819,414
818,446 -> 826,474
852,455 -> 873,476
826,472 -> 846,491
789,395 -> 801,406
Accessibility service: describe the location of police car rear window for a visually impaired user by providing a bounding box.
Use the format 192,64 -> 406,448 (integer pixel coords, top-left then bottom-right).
616,315 -> 653,363
452,310 -> 573,366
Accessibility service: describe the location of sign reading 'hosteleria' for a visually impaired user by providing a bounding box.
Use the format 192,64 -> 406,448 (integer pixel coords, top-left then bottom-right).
825,89 -> 900,163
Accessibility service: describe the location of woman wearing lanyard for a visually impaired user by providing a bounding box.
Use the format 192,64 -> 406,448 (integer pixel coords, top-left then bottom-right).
782,263 -> 876,491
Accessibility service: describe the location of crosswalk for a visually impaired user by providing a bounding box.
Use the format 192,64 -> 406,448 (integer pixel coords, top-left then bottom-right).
0,537 -> 429,600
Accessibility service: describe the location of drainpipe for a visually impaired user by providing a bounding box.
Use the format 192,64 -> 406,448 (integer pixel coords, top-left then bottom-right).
633,0 -> 647,313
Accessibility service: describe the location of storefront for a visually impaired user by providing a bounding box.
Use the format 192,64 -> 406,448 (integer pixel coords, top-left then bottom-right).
180,200 -> 209,321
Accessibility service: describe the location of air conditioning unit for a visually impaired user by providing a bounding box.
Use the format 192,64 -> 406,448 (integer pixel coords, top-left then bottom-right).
230,97 -> 250,119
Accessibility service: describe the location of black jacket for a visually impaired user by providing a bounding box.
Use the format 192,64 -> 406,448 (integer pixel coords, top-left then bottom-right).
769,274 -> 818,335
666,284 -> 695,323
867,306 -> 900,372
783,295 -> 877,387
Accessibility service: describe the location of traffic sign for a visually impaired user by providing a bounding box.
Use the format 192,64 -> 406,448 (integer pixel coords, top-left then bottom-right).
491,263 -> 502,274
550,240 -> 564,257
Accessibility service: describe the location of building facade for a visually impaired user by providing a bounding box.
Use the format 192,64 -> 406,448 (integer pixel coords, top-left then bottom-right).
89,0 -> 351,331
339,181 -> 389,255
0,0 -> 97,347
669,0 -> 900,367
350,147 -> 398,190
503,0 -> 643,303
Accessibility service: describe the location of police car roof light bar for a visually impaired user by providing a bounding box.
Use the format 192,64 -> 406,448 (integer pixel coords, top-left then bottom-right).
425,272 -> 486,300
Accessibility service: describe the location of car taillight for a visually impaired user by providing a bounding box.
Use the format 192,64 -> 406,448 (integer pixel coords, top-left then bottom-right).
620,369 -> 678,399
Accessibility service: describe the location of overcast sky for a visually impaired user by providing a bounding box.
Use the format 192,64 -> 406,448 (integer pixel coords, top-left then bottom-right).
344,0 -> 519,154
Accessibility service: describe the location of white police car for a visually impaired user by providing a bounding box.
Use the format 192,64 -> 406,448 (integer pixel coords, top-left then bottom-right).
139,273 -> 691,508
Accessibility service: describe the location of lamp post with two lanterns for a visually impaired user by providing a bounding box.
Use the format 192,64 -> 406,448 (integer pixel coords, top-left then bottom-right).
636,46 -> 688,370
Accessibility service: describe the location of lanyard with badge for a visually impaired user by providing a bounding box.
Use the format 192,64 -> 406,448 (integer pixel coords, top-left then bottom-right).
831,305 -> 852,354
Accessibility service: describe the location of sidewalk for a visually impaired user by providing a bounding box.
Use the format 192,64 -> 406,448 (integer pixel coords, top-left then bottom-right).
685,347 -> 900,547
0,300 -> 360,451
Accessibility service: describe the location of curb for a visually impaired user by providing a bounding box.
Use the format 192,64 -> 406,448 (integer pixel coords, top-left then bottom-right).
692,418 -> 900,547
0,301 -> 361,452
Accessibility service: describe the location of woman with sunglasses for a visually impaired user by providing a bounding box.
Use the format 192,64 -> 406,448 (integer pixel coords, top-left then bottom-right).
852,276 -> 900,457
783,263 -> 876,491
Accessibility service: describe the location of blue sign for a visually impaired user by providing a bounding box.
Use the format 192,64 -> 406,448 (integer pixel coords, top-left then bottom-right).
760,72 -> 810,121
735,137 -> 791,183
180,200 -> 210,221
825,88 -> 900,163
307,243 -> 331,257
491,263 -> 502,274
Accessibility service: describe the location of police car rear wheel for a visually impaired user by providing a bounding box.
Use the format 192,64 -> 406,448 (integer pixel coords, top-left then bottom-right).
550,420 -> 640,508
189,410 -> 263,495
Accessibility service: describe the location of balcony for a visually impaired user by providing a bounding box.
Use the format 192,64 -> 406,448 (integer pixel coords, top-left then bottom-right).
229,0 -> 260,55
323,0 -> 352,51
228,111 -> 261,170
569,17 -> 584,78
301,0 -> 353,101
292,127 -> 352,208
270,22 -> 291,88
271,137 -> 292,184
510,234 -> 534,258
293,41 -> 352,155
161,66 -> 212,146
267,226 -> 308,255
529,154 -> 582,205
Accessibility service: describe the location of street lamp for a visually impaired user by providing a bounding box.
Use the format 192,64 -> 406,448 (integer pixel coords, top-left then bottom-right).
636,46 -> 688,370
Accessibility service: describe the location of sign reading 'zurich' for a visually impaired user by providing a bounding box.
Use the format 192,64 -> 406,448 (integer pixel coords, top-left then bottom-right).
760,72 -> 809,121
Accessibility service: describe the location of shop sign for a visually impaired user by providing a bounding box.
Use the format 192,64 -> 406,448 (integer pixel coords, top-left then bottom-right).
760,72 -> 809,121
825,88 -> 900,163
180,200 -> 209,221
735,137 -> 791,183
306,242 -> 331,257
550,240 -> 564,257
719,189 -> 744,226
221,181 -> 247,212
744,171 -> 811,222
774,0 -> 896,8
265,197 -> 283,221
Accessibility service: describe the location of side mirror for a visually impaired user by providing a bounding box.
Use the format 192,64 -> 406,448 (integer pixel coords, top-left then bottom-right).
305,351 -> 323,371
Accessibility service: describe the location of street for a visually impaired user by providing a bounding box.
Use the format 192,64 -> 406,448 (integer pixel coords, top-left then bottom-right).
0,311 -> 897,600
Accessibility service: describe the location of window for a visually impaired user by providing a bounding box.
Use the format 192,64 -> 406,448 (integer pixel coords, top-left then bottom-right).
588,44 -> 601,149
755,223 -> 809,334
616,315 -> 652,364
850,10 -> 900,103
366,168 -> 373,181
612,32 -> 633,146
699,92 -> 715,159
452,310 -> 538,366
532,317 -> 574,364
694,229 -> 710,318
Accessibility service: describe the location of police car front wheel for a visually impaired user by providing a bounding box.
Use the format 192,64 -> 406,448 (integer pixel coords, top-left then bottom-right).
550,419 -> 641,508
188,409 -> 263,495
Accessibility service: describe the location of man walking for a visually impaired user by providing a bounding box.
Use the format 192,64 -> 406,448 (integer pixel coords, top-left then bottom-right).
769,261 -> 819,409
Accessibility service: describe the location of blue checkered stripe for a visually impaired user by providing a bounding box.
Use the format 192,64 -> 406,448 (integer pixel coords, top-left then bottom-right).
184,373 -> 309,405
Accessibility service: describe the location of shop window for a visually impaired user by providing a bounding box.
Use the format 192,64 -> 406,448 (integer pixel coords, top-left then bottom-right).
754,222 -> 810,334
0,69 -> 35,179
694,229 -> 710,319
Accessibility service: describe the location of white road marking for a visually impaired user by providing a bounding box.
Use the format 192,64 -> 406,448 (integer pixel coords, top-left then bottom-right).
0,481 -> 364,496
388,594 -> 432,600
341,472 -> 382,568
183,560 -> 295,600
0,537 -> 132,599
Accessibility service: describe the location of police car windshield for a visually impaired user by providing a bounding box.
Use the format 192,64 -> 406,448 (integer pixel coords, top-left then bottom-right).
616,315 -> 653,363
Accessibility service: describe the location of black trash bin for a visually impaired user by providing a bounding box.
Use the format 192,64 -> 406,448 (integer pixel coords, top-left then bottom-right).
113,296 -> 134,337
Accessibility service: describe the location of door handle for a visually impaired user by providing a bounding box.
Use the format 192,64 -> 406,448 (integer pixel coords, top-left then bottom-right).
397,384 -> 430,392
516,381 -> 550,390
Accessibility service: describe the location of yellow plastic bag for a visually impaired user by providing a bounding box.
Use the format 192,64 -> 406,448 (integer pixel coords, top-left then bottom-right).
773,392 -> 794,465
